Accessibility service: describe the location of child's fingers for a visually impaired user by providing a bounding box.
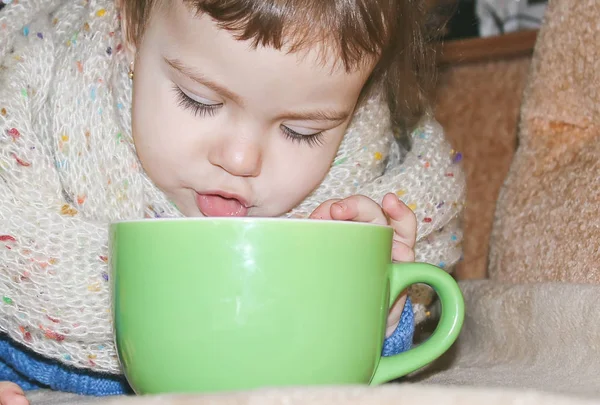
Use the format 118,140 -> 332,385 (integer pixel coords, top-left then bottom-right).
308,199 -> 341,220
386,293 -> 408,338
330,195 -> 387,225
0,382 -> 28,405
392,240 -> 415,263
382,193 -> 417,248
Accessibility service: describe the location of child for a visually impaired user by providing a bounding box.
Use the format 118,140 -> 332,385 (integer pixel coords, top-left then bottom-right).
0,0 -> 465,403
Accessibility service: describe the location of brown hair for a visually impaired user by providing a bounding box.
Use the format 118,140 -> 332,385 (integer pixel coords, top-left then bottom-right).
121,0 -> 436,135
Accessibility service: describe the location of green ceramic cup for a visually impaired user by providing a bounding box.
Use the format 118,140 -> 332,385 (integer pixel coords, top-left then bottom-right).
110,218 -> 464,394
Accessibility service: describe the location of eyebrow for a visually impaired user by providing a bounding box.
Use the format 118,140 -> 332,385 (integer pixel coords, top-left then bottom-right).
164,56 -> 351,123
278,108 -> 350,122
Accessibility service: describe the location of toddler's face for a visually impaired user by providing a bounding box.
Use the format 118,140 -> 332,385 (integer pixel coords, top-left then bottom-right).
131,1 -> 373,217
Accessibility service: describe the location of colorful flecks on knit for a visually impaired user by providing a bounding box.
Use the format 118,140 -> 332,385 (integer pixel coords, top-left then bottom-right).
416,129 -> 428,139
11,153 -> 30,167
20,26 -> 43,39
1,234 -> 16,245
106,44 -> 123,56
55,159 -> 68,169
332,156 -> 347,166
451,149 -> 463,163
60,204 -> 78,216
412,142 -> 464,172
23,6 -> 131,216
389,146 -> 464,255
59,133 -> 69,153
19,326 -> 32,342
1,267 -> 112,368
146,204 -> 165,218
88,283 -> 101,292
7,128 -> 20,141
66,32 -> 79,47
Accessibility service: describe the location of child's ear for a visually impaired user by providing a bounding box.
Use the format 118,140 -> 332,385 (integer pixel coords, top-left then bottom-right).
117,0 -> 137,65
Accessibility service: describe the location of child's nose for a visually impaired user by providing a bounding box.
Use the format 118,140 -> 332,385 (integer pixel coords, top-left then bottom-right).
209,137 -> 263,177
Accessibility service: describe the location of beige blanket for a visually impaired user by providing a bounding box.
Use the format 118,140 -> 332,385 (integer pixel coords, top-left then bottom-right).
27,281 -> 600,404
25,386 -> 600,405
412,281 -> 600,395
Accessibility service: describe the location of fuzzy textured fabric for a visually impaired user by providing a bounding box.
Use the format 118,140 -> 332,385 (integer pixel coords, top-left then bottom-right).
0,0 -> 465,376
434,56 -> 531,280
488,0 -> 600,282
23,281 -> 600,403
410,281 -> 600,395
29,383 -> 600,405
0,333 -> 131,394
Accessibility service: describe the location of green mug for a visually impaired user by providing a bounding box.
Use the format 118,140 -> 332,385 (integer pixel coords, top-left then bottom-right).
110,218 -> 464,394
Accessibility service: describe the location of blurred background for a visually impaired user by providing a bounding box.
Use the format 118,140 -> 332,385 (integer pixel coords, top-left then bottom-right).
429,0 -> 547,40
428,0 -> 548,281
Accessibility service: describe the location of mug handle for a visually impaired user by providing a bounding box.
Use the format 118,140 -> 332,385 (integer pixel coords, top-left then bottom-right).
370,262 -> 465,385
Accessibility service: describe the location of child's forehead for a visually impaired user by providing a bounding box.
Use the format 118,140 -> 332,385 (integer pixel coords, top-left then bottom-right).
169,0 -> 392,72
160,5 -> 376,80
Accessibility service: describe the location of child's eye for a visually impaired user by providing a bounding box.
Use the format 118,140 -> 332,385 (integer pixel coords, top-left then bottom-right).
172,83 -> 323,147
280,125 -> 324,147
172,85 -> 222,117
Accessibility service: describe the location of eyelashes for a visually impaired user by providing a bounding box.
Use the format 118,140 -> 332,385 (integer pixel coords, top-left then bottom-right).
172,84 -> 221,118
279,125 -> 325,148
172,84 -> 325,147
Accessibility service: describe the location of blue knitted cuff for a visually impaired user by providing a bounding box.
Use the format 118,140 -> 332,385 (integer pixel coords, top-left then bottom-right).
382,296 -> 415,356
0,335 -> 130,395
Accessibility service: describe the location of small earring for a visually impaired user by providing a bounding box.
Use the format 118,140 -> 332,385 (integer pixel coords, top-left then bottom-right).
128,61 -> 134,80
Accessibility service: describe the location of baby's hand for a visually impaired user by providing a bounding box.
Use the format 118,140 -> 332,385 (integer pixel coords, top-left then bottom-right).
0,382 -> 28,405
310,193 -> 417,337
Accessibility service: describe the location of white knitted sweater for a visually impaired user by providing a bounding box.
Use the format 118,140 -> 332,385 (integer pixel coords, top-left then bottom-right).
0,0 -> 465,374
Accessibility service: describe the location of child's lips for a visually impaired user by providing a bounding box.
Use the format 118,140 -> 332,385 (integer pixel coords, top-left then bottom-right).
195,192 -> 249,217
